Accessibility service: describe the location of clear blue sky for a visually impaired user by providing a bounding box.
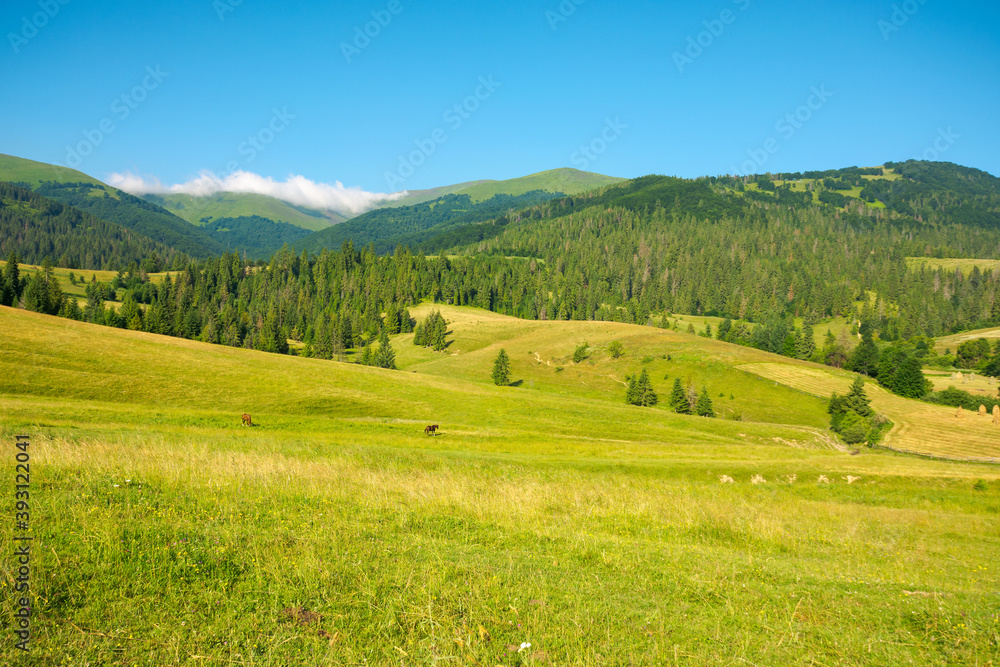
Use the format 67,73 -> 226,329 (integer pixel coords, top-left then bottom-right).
2,0 -> 998,196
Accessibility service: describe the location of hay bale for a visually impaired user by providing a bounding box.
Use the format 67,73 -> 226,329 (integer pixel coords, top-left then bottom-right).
956,406 -> 964,418
980,405 -> 988,416
994,405 -> 1000,425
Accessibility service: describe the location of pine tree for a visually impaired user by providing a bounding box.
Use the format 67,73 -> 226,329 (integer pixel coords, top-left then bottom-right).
669,378 -> 690,413
625,374 -> 639,405
717,318 -> 732,341
695,386 -> 715,417
796,322 -> 816,360
431,314 -> 447,351
1,252 -> 21,307
492,348 -> 510,386
374,327 -> 396,369
359,341 -> 372,366
849,328 -> 879,377
844,376 -> 873,417
636,369 -> 658,406
626,369 -> 657,406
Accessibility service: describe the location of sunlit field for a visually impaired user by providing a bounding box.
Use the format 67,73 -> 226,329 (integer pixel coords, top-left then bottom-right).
1,306 -> 998,665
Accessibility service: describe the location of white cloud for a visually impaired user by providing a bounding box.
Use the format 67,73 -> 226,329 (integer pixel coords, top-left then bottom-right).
106,170 -> 407,217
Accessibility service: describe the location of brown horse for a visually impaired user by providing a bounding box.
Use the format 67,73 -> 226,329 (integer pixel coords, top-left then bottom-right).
242,413 -> 253,427
424,424 -> 439,436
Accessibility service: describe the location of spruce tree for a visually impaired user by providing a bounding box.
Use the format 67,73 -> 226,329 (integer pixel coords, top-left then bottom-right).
844,376 -> 873,417
492,348 -> 510,386
695,387 -> 715,417
670,378 -> 690,413
717,318 -> 732,341
797,322 -> 816,360
637,369 -> 658,406
374,327 -> 396,369
849,328 -> 879,377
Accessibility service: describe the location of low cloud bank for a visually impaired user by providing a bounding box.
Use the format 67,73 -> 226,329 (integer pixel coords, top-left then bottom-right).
107,170 -> 406,216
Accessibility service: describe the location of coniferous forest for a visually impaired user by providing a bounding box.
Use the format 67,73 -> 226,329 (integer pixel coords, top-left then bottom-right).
5,161 -> 1000,390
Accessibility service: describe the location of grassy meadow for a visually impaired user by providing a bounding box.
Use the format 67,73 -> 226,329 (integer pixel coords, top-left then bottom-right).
1,305 -> 999,665
0,261 -> 178,310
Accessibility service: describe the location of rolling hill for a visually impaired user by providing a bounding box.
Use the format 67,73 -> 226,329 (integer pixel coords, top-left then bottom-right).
2,302 -> 998,664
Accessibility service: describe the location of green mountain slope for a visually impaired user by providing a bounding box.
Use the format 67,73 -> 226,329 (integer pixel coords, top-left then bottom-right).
200,215 -> 312,259
0,153 -> 106,187
0,182 -> 183,270
387,168 -> 624,208
142,191 -> 346,231
296,190 -> 563,254
0,154 -> 225,258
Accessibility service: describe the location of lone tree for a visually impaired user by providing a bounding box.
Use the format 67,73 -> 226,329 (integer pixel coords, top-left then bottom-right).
492,348 -> 511,386
829,376 -> 884,445
573,341 -> 589,363
608,340 -> 624,359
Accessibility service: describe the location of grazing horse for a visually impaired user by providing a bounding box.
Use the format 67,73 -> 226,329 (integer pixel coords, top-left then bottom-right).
424,424 -> 439,436
241,413 -> 253,427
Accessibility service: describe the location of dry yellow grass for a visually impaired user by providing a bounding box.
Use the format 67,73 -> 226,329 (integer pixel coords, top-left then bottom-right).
741,362 -> 1000,461
935,325 -> 1000,353
925,369 -> 998,399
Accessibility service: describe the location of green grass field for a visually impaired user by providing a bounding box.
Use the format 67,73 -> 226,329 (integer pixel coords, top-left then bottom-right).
0,154 -> 106,189
906,257 -> 1000,277
1,305 -> 998,665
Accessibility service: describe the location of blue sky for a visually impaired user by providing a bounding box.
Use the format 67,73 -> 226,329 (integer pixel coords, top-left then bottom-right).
2,0 -> 998,204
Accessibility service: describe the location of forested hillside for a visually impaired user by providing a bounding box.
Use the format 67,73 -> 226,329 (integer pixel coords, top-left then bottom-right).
0,182 -> 183,270
297,190 -> 565,254
8,161 -> 1000,379
29,181 -> 225,258
200,215 -> 312,259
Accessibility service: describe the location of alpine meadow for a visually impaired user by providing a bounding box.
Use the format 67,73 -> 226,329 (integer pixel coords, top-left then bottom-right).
3,1 -> 1000,665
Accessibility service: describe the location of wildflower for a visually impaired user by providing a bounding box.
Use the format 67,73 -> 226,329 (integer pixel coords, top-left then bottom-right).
518,642 -> 531,653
